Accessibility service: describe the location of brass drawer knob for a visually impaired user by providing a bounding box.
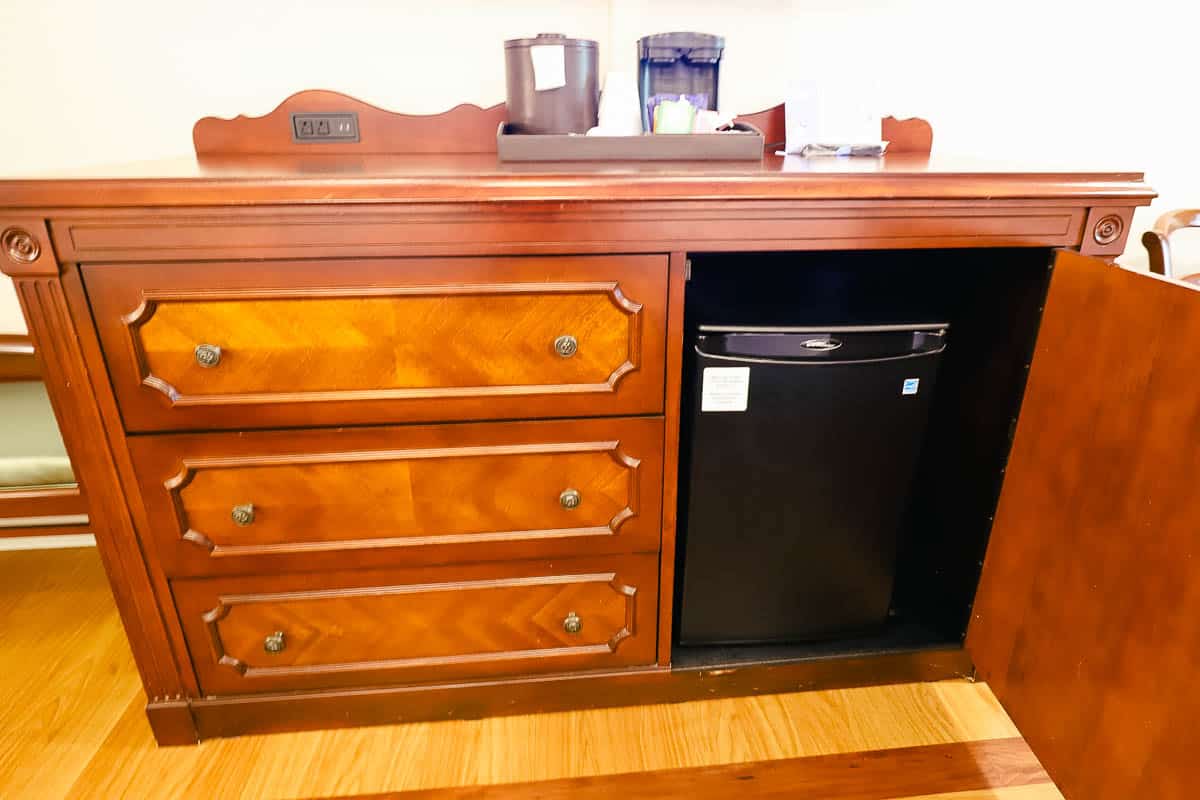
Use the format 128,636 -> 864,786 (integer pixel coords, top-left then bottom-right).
563,612 -> 582,635
559,489 -> 581,510
553,335 -> 578,358
263,631 -> 286,654
194,343 -> 222,367
231,503 -> 256,526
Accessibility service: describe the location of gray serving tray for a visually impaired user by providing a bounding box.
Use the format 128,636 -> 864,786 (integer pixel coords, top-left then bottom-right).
496,122 -> 764,162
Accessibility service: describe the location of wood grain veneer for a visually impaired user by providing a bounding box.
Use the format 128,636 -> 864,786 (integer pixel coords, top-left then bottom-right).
85,255 -> 667,431
967,252 -> 1200,800
128,417 -> 663,575
173,553 -> 659,695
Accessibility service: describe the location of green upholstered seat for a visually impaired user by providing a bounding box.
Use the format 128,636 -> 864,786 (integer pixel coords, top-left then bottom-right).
0,381 -> 75,489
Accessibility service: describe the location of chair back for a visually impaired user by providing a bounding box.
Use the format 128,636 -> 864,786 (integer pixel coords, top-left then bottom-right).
1142,209 -> 1200,284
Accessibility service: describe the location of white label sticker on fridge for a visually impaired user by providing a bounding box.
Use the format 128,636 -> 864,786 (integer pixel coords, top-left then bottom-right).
530,44 -> 567,91
902,378 -> 920,395
702,367 -> 750,411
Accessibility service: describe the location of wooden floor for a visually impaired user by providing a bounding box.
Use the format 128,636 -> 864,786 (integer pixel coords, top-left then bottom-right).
0,547 -> 1062,800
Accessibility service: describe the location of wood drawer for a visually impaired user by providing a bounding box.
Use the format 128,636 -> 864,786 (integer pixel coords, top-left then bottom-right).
129,417 -> 663,576
173,553 -> 659,695
84,255 -> 668,432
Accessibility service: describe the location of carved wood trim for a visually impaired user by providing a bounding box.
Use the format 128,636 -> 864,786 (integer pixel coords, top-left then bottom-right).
120,282 -> 643,408
58,265 -> 204,700
192,93 -> 933,159
734,105 -> 787,149
0,217 -> 57,276
162,440 -> 642,558
882,116 -> 934,155
1080,206 -> 1135,257
53,203 -> 1093,264
608,577 -> 638,651
199,571 -> 637,680
193,90 -> 507,156
12,276 -> 185,698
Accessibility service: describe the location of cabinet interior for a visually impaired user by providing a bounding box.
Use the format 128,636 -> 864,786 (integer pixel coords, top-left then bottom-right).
672,247 -> 1055,668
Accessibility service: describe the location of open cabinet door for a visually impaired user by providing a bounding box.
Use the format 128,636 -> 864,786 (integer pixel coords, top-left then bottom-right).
968,250 -> 1200,799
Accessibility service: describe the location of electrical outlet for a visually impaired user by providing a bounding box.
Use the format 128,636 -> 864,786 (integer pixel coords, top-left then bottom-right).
290,112 -> 360,143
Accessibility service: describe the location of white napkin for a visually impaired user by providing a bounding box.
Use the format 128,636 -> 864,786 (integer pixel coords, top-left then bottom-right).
783,80 -> 882,156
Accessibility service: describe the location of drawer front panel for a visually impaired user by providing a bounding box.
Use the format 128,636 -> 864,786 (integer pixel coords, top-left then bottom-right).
84,255 -> 667,431
174,554 -> 659,694
129,417 -> 663,575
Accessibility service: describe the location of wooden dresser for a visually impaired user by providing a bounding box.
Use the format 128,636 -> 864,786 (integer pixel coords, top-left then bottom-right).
7,88 -> 1199,800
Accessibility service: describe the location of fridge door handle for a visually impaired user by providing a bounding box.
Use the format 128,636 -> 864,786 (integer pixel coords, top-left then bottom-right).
693,343 -> 947,366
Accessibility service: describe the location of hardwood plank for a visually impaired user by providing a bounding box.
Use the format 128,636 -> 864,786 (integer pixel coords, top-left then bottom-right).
0,463 -> 1046,800
0,549 -> 142,800
316,739 -> 1050,800
65,681 -> 1023,800
911,787 -> 1064,800
0,470 -> 1051,800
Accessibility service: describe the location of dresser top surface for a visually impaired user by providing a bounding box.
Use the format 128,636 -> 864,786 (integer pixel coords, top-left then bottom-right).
0,153 -> 1154,208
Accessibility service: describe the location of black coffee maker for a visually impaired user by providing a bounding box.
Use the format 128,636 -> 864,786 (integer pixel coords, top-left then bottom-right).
637,32 -> 725,132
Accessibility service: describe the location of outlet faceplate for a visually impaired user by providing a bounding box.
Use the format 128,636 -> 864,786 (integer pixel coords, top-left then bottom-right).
290,112 -> 360,143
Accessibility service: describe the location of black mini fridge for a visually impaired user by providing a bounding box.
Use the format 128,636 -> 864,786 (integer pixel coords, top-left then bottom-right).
677,323 -> 948,645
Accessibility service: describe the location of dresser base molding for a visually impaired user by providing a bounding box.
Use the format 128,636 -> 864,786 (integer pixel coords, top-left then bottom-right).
164,647 -> 973,744
145,698 -> 199,747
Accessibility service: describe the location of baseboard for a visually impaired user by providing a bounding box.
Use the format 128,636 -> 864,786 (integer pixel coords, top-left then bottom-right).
0,533 -> 95,551
187,647 -> 973,743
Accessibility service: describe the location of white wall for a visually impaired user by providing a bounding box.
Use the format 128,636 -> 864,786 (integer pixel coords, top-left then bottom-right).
3,0 -> 1198,331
